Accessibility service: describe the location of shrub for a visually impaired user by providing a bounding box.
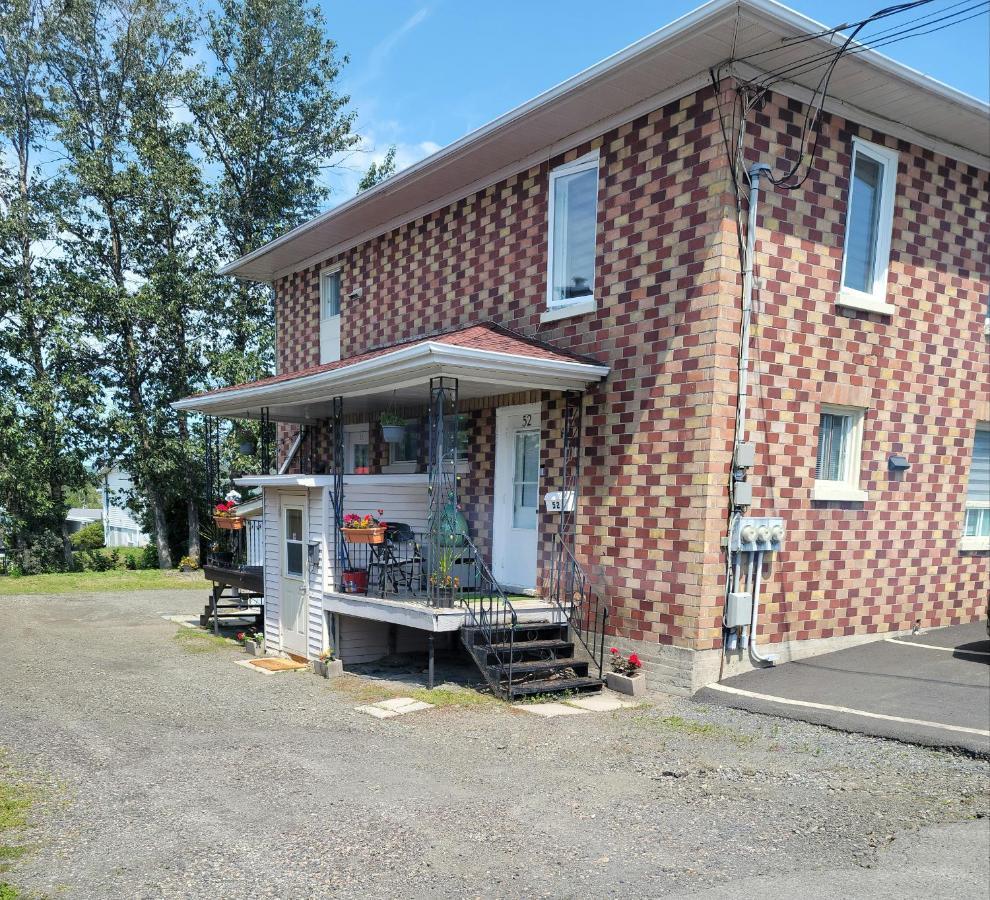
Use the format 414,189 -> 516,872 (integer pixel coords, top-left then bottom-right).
70,521 -> 105,551
140,544 -> 158,569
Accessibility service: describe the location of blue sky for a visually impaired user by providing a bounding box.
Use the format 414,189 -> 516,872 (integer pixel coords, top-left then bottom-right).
320,0 -> 990,200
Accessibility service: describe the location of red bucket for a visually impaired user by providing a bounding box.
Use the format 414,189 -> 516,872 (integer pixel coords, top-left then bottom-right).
341,569 -> 368,593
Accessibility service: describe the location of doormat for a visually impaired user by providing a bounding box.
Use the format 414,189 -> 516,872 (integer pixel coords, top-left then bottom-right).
246,658 -> 307,673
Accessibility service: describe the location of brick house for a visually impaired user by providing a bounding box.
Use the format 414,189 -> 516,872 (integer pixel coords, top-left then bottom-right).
176,0 -> 989,696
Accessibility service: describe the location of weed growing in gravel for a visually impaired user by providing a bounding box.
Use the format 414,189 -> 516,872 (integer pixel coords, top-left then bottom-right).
409,687 -> 498,709
328,676 -> 498,710
172,628 -> 235,653
632,714 -> 754,745
0,752 -> 37,895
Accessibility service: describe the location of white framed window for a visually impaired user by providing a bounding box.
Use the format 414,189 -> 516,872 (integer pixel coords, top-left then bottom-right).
283,507 -> 304,579
961,424 -> 990,551
343,424 -> 369,474
838,138 -> 898,315
544,151 -> 599,320
812,405 -> 868,502
319,267 -> 342,363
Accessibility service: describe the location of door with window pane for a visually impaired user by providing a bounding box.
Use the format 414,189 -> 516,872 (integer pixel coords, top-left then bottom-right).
319,270 -> 341,363
493,404 -> 541,590
280,499 -> 308,655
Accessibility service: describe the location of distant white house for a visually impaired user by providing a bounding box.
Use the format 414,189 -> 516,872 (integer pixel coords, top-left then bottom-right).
65,508 -> 103,535
101,468 -> 150,548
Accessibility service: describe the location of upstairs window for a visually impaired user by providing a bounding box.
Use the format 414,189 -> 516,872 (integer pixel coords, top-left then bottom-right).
839,139 -> 898,314
319,268 -> 341,363
962,425 -> 990,549
547,152 -> 599,312
812,405 -> 868,502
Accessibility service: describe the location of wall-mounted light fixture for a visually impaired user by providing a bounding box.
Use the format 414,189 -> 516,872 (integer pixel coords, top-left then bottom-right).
888,454 -> 910,471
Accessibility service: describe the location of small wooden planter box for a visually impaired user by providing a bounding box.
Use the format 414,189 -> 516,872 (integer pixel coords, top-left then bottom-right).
214,515 -> 245,531
342,526 -> 386,545
606,671 -> 646,697
313,658 -> 344,679
243,639 -> 265,657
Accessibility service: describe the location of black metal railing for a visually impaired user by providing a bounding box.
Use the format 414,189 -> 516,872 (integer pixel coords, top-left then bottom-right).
547,534 -> 609,679
454,532 -> 518,699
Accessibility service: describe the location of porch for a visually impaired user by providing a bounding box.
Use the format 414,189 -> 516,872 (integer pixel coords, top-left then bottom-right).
174,322 -> 612,698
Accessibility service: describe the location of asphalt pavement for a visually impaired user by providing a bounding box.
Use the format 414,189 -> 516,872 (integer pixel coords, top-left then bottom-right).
697,622 -> 990,755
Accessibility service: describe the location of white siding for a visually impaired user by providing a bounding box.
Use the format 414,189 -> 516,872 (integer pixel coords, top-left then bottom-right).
337,615 -> 390,664
262,490 -> 281,650
102,468 -> 150,547
341,475 -> 429,532
306,487 -> 326,659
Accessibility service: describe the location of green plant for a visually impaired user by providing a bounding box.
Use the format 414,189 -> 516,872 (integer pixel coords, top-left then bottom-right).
69,521 -> 105,551
140,544 -> 158,569
380,411 -> 405,427
319,646 -> 336,662
178,556 -> 199,570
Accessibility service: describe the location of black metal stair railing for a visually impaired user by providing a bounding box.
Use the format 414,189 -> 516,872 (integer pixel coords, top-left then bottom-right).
453,533 -> 519,699
547,534 -> 609,679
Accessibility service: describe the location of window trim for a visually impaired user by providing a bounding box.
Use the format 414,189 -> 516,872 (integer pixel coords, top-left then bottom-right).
961,423 -> 990,551
812,404 -> 869,503
319,265 -> 342,322
545,149 -> 600,313
837,138 -> 899,316
282,505 -> 305,581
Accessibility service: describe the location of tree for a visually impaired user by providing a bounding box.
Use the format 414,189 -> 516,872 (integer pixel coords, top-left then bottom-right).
46,0 -> 197,568
0,0 -> 97,570
358,145 -> 396,192
188,0 -> 358,386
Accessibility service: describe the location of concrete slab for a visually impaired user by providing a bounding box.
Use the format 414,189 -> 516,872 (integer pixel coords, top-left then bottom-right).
696,623 -> 990,755
355,705 -> 400,719
356,697 -> 435,718
513,702 -> 590,717
566,694 -> 636,712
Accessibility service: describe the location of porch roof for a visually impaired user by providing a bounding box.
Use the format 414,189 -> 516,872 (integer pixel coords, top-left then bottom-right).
172,323 -> 609,423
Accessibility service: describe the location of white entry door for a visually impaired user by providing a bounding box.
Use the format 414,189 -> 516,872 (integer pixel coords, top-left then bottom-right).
493,403 -> 541,591
280,497 -> 308,656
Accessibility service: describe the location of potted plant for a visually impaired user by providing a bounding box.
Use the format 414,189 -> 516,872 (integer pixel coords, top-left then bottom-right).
380,411 -> 406,443
341,510 -> 387,544
178,555 -> 199,573
605,647 -> 645,697
312,647 -> 343,679
213,500 -> 244,530
238,629 -> 265,657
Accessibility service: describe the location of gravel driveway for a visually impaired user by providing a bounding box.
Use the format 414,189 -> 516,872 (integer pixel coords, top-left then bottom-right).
1,589 -> 987,899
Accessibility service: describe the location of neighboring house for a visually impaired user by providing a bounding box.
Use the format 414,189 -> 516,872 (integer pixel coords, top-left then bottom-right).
176,0 -> 989,696
101,468 -> 151,548
65,508 -> 102,536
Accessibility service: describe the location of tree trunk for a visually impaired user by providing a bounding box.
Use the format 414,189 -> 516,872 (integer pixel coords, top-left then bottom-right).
148,488 -> 173,569
186,498 -> 200,563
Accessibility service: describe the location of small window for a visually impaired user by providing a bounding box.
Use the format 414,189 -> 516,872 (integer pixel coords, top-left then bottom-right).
320,270 -> 341,320
388,418 -> 422,465
547,152 -> 599,309
963,426 -> 990,546
284,508 -> 304,577
839,139 -> 898,312
812,406 -> 867,502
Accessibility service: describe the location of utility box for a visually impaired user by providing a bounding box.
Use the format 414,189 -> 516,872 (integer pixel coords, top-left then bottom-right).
725,592 -> 753,628
734,441 -> 756,468
732,480 -> 753,507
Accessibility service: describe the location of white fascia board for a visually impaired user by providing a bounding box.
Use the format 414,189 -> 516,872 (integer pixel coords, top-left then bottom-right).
234,475 -> 334,489
172,342 -> 610,418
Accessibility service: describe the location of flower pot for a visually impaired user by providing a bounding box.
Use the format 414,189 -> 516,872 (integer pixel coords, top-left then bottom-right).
341,568 -> 368,592
606,671 -> 646,697
238,440 -> 256,456
381,424 -> 405,443
342,526 -> 386,545
214,515 -> 244,531
313,658 -> 344,679
244,638 -> 265,657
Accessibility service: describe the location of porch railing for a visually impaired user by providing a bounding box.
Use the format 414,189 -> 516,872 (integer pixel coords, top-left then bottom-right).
454,533 -> 519,700
547,534 -> 609,679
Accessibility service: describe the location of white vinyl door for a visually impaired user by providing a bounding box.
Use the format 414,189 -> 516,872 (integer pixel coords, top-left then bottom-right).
493,403 -> 541,591
280,498 -> 308,655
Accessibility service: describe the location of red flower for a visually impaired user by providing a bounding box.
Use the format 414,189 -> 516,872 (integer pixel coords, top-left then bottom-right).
628,653 -> 642,668
609,647 -> 619,654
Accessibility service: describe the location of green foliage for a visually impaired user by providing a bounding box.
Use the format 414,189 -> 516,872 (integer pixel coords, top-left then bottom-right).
69,521 -> 105,551
358,145 -> 397,192
72,547 -> 151,572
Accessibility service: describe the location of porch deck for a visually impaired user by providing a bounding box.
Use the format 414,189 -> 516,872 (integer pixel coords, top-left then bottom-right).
322,590 -> 564,633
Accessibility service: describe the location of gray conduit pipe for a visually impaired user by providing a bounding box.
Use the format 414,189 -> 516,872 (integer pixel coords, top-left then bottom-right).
748,550 -> 776,665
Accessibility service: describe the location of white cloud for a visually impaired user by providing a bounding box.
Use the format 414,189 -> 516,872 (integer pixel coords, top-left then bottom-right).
348,7 -> 431,91
326,130 -> 443,205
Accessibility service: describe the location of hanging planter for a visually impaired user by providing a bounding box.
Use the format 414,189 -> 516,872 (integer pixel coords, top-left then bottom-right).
341,511 -> 387,544
213,500 -> 244,530
380,411 -> 406,444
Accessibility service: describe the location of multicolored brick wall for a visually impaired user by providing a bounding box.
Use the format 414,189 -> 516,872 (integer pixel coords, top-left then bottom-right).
696,93 -> 990,651
271,80 -> 988,660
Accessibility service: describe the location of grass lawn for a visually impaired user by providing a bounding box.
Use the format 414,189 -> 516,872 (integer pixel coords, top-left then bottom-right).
0,568 -> 207,596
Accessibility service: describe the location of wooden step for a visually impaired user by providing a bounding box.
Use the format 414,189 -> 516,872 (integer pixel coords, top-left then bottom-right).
488,658 -> 589,681
485,638 -> 574,665
508,675 -> 604,698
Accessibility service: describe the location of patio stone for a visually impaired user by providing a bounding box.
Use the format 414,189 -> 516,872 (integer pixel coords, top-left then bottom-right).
355,705 -> 400,719
566,694 -> 636,712
356,697 -> 435,718
512,702 -> 591,717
